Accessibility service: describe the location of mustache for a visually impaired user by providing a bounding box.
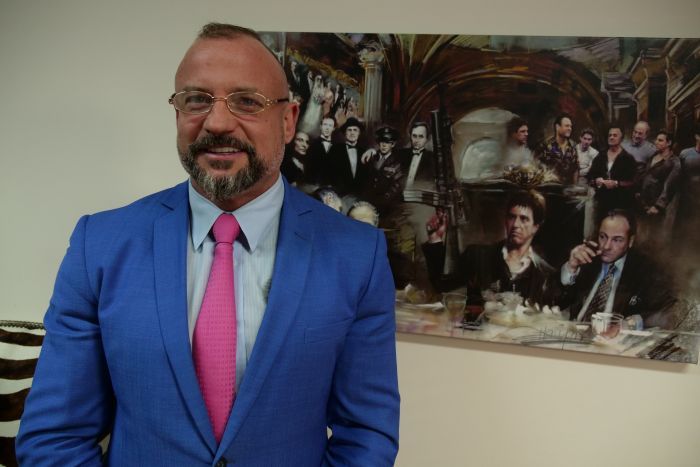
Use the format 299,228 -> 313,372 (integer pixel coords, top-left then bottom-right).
188,134 -> 257,158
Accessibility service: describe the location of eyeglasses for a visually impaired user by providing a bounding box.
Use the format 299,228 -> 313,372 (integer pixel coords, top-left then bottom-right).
169,90 -> 289,116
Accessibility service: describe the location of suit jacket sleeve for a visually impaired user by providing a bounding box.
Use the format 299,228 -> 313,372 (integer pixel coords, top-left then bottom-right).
654,157 -> 681,210
16,216 -> 114,466
324,229 -> 400,466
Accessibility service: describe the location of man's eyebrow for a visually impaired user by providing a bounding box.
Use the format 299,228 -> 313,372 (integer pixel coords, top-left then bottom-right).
229,86 -> 259,93
180,86 -> 210,93
178,85 -> 260,94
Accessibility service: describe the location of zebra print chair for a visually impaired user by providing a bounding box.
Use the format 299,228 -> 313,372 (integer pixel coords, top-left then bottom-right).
0,320 -> 45,467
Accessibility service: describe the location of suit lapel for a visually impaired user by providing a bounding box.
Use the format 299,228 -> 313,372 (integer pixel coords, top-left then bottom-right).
612,253 -> 636,315
217,182 -> 314,455
153,182 -> 217,454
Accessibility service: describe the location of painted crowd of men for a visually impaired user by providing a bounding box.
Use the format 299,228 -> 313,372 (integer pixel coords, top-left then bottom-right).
279,100 -> 700,330
433,117 -> 700,330
508,115 -> 698,249
424,191 -> 681,330
280,116 -> 434,223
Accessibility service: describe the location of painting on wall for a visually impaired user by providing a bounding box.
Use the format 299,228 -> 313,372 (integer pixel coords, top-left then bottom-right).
262,31 -> 700,362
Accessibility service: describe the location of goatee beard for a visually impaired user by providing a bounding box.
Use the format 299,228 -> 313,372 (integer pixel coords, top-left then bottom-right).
179,134 -> 265,202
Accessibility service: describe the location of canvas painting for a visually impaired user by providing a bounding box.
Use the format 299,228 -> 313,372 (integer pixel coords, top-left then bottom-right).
261,31 -> 700,362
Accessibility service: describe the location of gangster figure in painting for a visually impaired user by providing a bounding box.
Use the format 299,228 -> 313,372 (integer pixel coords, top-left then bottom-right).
560,209 -> 679,329
423,191 -> 557,308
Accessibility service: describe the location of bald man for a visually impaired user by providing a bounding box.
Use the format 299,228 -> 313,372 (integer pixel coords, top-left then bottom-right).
17,23 -> 399,466
622,120 -> 657,170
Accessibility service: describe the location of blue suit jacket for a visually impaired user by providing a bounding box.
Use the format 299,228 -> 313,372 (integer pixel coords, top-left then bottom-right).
17,180 -> 400,466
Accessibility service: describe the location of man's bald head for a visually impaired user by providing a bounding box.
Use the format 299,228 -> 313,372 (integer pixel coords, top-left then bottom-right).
176,22 -> 289,96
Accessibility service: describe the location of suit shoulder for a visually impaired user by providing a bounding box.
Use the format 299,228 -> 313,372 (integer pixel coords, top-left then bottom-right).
84,182 -> 187,230
533,253 -> 555,274
464,242 -> 501,256
289,187 -> 380,242
624,250 -> 657,271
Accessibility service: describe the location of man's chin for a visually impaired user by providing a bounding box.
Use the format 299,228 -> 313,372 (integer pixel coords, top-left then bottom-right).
506,238 -> 524,249
207,159 -> 236,171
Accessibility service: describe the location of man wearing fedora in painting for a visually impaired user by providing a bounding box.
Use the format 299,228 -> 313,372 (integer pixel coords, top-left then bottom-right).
326,116 -> 368,198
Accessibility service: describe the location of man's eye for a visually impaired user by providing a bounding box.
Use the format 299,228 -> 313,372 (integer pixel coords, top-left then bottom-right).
186,94 -> 210,104
231,94 -> 265,112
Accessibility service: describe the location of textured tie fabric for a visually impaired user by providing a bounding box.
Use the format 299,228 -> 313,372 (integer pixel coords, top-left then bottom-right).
193,213 -> 240,443
584,264 -> 617,321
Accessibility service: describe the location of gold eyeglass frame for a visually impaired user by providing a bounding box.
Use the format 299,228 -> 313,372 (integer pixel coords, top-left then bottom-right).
168,90 -> 290,115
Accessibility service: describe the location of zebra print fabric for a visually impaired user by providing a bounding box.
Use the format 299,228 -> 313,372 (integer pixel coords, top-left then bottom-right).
0,320 -> 45,467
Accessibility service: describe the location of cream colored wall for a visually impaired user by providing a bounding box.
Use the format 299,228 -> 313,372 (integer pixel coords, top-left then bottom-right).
2,0 -> 699,465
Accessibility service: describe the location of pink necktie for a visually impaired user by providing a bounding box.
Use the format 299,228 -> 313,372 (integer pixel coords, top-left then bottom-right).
193,213 -> 240,443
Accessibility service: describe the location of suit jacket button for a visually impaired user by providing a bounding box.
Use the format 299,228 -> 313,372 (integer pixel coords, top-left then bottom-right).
215,458 -> 227,467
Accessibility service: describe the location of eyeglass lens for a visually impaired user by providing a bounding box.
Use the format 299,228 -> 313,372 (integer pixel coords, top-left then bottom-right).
173,91 -> 268,115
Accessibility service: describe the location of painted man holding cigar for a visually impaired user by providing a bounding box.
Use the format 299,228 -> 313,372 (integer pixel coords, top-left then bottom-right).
560,209 -> 679,329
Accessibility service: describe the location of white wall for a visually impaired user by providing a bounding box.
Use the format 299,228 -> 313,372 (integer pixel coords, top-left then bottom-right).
2,1 -> 699,465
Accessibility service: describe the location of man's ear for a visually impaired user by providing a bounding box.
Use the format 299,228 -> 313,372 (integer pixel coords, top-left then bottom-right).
282,101 -> 300,144
629,235 -> 635,248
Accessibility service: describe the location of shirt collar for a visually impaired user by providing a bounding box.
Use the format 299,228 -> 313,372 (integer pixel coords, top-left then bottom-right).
501,244 -> 535,258
188,175 -> 284,252
603,254 -> 627,275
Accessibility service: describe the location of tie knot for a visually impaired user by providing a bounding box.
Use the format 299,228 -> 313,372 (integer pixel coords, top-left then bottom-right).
212,214 -> 240,244
606,264 -> 617,276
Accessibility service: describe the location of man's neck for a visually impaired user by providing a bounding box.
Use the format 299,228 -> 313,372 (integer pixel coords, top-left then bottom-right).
556,135 -> 568,147
657,148 -> 672,160
506,241 -> 531,259
191,173 -> 279,212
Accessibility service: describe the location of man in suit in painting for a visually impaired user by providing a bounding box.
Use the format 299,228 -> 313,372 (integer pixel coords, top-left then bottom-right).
423,190 -> 557,308
559,209 -> 679,329
398,121 -> 436,191
307,116 -> 336,185
17,23 -> 399,466
326,116 -> 368,197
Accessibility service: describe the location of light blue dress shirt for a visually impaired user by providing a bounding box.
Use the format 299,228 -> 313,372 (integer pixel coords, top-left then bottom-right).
186,176 -> 283,390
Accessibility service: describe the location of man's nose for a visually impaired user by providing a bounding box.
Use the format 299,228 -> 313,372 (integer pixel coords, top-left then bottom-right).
203,100 -> 240,135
